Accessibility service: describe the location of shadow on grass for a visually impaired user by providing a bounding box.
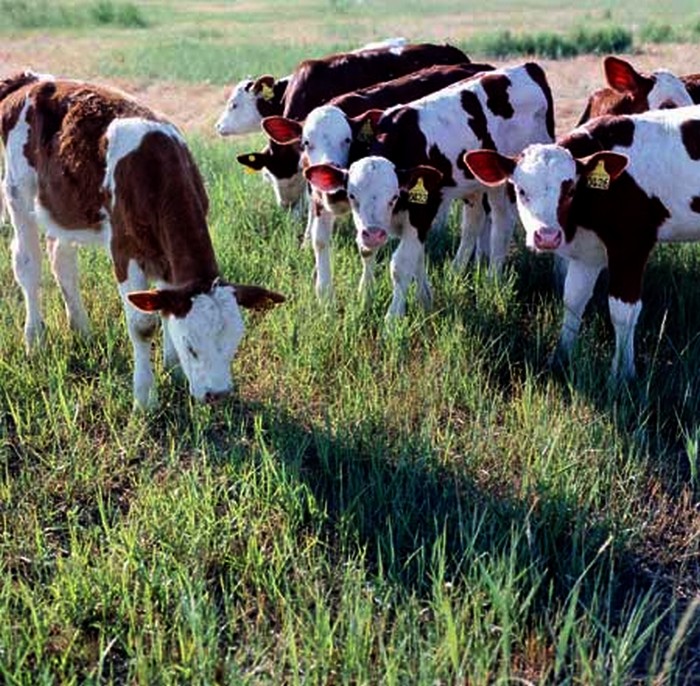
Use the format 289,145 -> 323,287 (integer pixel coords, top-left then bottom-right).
223,394 -> 700,678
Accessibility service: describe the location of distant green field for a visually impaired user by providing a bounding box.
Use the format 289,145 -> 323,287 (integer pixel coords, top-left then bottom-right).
1,2 -> 700,683
3,0 -> 700,83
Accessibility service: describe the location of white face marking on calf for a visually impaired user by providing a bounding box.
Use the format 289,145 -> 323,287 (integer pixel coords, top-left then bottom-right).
648,70 -> 693,109
216,80 -> 263,136
510,144 -> 578,251
346,156 -> 401,251
302,106 -> 353,167
163,285 -> 244,402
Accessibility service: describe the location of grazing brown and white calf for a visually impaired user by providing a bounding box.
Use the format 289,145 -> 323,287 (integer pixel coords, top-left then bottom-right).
215,37 -> 409,137
252,62 -> 495,298
305,63 -> 554,317
465,106 -> 700,379
236,42 -> 470,208
577,55 -> 696,125
1,72 -> 284,409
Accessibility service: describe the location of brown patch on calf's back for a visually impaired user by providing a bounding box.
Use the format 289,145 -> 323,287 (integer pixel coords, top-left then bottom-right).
29,80 -> 159,230
525,62 -> 555,139
681,119 -> 700,160
461,91 -> 496,150
481,73 -> 513,119
110,130 -> 218,286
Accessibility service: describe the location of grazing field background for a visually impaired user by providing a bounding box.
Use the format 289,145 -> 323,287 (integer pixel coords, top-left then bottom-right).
1,1 -> 700,683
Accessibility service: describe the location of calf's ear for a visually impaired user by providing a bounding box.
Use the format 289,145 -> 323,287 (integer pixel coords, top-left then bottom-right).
236,151 -> 268,172
127,289 -> 194,317
253,75 -> 276,96
604,56 -> 650,95
349,109 -> 384,142
464,149 -> 516,185
304,163 -> 348,193
232,285 -> 286,310
578,151 -> 628,187
262,116 -> 302,144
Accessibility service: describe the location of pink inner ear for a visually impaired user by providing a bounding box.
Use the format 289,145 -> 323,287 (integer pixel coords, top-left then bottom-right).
127,290 -> 162,313
605,57 -> 638,93
262,117 -> 302,144
464,151 -> 510,185
305,165 -> 345,192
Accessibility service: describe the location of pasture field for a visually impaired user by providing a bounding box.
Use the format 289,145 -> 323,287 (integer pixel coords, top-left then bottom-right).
1,1 -> 700,683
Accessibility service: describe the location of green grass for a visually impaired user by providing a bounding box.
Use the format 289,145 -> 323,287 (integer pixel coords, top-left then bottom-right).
2,0 -> 700,680
1,135 -> 699,682
1,0 -> 148,29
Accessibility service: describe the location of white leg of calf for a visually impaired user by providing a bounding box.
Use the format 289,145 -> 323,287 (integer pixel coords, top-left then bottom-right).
7,187 -> 44,351
386,226 -> 423,319
609,297 -> 642,381
46,237 -> 90,336
162,321 -> 179,371
452,196 -> 485,272
302,201 -> 314,247
475,218 -> 492,262
415,245 -> 432,310
311,211 -> 335,300
431,199 -> 451,234
358,250 -> 377,298
486,187 -> 515,276
556,258 -> 604,359
118,265 -> 159,410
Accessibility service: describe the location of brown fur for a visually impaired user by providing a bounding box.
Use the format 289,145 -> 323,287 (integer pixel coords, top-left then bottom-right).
3,77 -> 220,291
282,43 -> 469,121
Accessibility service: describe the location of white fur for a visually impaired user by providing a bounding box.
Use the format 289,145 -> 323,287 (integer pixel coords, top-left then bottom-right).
301,106 -> 360,297
3,100 -> 243,409
609,297 -> 642,380
501,105 -> 700,377
164,285 -> 244,402
648,69 -> 693,109
4,98 -> 44,348
339,64 -> 553,315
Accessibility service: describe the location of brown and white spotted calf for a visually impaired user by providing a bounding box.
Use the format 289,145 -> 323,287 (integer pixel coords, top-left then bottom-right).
236,42 -> 471,208
577,55 -> 697,125
1,72 -> 283,409
215,37 -> 409,137
253,62 -> 495,298
305,62 -> 554,317
465,106 -> 700,379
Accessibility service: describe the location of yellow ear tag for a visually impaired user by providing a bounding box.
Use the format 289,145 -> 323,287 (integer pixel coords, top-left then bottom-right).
260,83 -> 275,101
587,160 -> 610,190
243,155 -> 259,174
358,118 -> 374,143
408,177 -> 429,205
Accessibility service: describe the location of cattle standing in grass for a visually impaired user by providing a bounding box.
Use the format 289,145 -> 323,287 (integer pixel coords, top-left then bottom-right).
215,37 -> 409,137
236,42 -> 471,208
465,106 -> 700,380
577,55 -> 696,125
253,62 -> 495,298
1,72 -> 284,409
305,63 -> 554,318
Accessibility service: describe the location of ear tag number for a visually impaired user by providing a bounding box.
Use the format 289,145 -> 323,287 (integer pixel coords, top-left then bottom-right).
260,83 -> 275,101
587,160 -> 610,190
408,177 -> 429,205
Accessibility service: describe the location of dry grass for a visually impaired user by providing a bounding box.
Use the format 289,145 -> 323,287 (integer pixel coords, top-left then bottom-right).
2,31 -> 699,135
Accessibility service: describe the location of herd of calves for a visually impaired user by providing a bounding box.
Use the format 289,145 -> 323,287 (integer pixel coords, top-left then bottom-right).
1,38 -> 700,410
